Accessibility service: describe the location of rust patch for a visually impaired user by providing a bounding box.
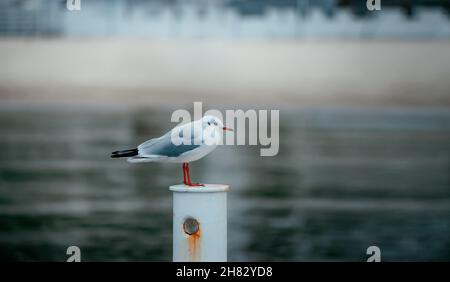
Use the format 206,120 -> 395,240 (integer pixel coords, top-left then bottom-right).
182,217 -> 201,261
187,228 -> 201,261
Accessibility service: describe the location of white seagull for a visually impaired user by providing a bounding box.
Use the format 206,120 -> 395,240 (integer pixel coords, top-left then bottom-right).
111,115 -> 233,186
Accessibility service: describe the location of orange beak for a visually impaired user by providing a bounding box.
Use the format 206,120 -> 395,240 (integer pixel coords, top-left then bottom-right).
222,127 -> 233,131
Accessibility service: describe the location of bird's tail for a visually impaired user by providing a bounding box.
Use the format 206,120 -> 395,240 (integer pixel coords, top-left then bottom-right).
111,148 -> 138,158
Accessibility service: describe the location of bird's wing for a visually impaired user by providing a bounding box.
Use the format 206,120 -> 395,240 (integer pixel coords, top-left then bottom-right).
137,124 -> 202,158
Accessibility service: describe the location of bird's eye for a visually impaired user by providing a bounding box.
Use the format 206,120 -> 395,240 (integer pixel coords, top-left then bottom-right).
214,122 -> 218,126
207,122 -> 211,126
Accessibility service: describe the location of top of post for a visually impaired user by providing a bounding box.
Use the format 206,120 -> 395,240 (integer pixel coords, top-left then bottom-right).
169,184 -> 230,193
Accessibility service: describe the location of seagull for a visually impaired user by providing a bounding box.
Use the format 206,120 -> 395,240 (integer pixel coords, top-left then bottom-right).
111,115 -> 233,187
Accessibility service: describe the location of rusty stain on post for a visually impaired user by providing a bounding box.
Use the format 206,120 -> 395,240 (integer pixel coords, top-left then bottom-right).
183,217 -> 201,261
186,227 -> 201,261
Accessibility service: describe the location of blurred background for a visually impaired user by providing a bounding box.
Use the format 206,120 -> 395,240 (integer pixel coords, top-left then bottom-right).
0,0 -> 450,261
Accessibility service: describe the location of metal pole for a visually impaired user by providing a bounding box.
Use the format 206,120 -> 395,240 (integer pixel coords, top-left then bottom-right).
170,184 -> 229,262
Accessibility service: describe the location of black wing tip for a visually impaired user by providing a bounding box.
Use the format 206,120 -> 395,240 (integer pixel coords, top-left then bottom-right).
110,148 -> 138,158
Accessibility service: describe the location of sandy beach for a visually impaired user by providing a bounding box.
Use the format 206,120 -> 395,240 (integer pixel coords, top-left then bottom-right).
0,39 -> 449,108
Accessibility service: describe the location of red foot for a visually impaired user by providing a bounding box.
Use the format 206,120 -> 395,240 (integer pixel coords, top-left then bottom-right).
187,183 -> 205,187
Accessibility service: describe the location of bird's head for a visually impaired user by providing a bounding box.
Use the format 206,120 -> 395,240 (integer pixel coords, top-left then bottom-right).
201,115 -> 233,131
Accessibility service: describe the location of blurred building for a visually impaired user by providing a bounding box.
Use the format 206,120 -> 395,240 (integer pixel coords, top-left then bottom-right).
0,0 -> 449,38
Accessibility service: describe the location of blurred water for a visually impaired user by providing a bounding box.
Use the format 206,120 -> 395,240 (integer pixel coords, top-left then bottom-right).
0,104 -> 449,261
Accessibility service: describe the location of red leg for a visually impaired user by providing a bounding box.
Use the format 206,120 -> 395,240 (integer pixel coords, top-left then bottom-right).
182,163 -> 187,185
186,163 -> 204,187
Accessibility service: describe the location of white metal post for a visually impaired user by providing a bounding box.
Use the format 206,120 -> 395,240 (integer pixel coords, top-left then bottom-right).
170,184 -> 229,262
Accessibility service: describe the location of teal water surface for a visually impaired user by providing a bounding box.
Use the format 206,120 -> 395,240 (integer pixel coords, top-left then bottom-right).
0,105 -> 449,261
